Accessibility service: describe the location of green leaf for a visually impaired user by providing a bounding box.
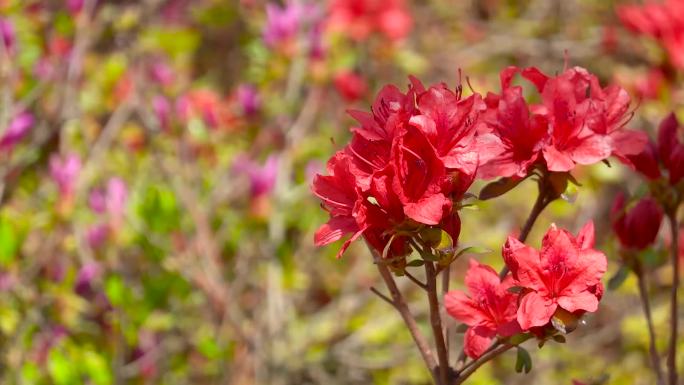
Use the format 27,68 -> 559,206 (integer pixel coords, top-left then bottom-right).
48,350 -> 77,385
0,216 -> 19,266
608,265 -> 629,291
83,350 -> 112,385
455,324 -> 469,334
406,259 -> 425,267
552,335 -> 566,343
515,347 -> 532,374
508,332 -> 532,345
507,286 -> 523,294
456,246 -> 492,258
479,177 -> 524,200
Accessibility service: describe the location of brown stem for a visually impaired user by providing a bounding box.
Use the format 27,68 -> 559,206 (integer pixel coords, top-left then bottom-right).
453,344 -> 513,384
635,262 -> 665,385
405,270 -> 428,290
500,181 -> 550,277
667,213 -> 679,385
375,260 -> 439,382
442,264 -> 450,357
426,262 -> 450,385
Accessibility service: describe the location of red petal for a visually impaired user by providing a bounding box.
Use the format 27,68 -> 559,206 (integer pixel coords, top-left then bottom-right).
444,290 -> 485,326
464,325 -> 496,359
314,216 -> 359,246
557,290 -> 599,313
517,291 -> 557,330
465,259 -> 501,297
403,193 -> 451,225
503,236 -> 546,293
576,220 -> 595,250
543,146 -> 575,172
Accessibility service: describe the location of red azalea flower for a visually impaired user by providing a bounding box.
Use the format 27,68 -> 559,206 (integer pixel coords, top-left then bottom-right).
312,152 -> 365,258
617,1 -> 684,69
657,112 -> 684,184
522,66 -> 644,171
478,67 -> 548,179
328,0 -> 412,42
334,71 -> 368,102
348,83 -> 417,143
503,221 -> 607,330
624,140 -> 662,180
611,192 -> 663,250
390,125 -> 451,225
444,259 -> 521,358
409,80 -> 502,176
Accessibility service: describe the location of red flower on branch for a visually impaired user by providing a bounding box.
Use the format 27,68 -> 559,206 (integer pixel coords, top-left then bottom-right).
611,192 -> 663,250
444,259 -> 521,358
503,222 -> 607,330
624,113 -> 684,184
328,0 -> 413,42
312,152 -> 365,258
479,66 -> 646,178
617,0 -> 684,69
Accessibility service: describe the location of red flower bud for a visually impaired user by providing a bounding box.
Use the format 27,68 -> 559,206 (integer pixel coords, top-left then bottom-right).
611,192 -> 663,250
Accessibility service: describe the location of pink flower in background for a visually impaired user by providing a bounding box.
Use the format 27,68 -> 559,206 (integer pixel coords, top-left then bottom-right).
67,0 -> 85,14
233,154 -> 280,197
334,71 -> 368,102
86,224 -> 109,249
263,1 -> 321,50
105,177 -> 128,220
0,112 -> 33,151
152,95 -> 172,131
89,177 -> 128,236
74,261 -> 102,297
328,0 -> 413,42
50,153 -> 81,198
236,84 -> 261,116
149,61 -> 174,86
0,18 -> 15,55
176,89 -> 235,129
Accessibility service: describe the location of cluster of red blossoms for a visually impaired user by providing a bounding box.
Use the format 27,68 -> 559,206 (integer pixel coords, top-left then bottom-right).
617,0 -> 684,69
445,222 -> 606,358
612,113 -> 684,252
313,65 -> 645,260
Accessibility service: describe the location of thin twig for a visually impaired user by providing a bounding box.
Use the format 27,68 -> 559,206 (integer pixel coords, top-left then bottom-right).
667,212 -> 679,385
370,287 -> 395,307
635,261 -> 665,385
453,344 -> 513,384
499,179 -> 550,279
426,261 -> 450,385
442,264 -> 450,357
404,270 -> 428,290
371,244 -> 439,383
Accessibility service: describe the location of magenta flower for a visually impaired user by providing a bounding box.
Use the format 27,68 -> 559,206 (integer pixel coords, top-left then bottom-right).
236,84 -> 261,116
233,154 -> 280,197
0,18 -> 14,55
0,112 -> 34,151
262,1 -> 322,54
50,153 -> 82,197
152,95 -> 172,131
74,261 -> 102,297
86,224 -> 109,249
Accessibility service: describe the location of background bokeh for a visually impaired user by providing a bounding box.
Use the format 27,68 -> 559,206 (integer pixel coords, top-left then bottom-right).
0,0 -> 682,384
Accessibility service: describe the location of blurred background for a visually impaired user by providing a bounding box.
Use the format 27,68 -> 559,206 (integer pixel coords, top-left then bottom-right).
0,0 -> 682,384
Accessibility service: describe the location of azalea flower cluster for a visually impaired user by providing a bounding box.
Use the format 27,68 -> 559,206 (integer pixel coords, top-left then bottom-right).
313,65 -> 644,260
445,222 -> 606,358
617,0 -> 684,69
